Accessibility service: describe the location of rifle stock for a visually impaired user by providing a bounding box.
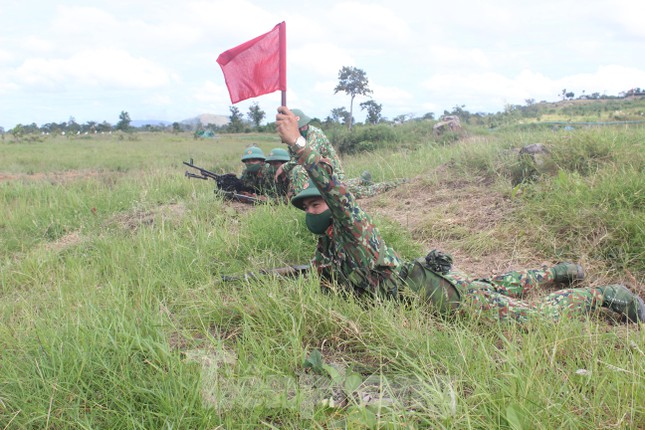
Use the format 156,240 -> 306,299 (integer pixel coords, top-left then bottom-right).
221,264 -> 310,282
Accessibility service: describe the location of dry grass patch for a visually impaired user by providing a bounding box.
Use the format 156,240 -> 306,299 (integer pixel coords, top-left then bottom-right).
360,170 -> 552,278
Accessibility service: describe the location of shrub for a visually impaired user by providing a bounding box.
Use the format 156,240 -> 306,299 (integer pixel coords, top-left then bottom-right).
330,124 -> 399,154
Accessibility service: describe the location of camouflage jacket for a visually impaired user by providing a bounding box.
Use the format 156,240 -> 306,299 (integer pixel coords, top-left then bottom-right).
296,144 -> 462,309
295,144 -> 401,298
285,125 -> 345,195
265,164 -> 290,198
239,164 -> 274,195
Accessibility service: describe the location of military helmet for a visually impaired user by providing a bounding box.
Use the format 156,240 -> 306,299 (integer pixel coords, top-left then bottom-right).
291,109 -> 311,128
291,178 -> 321,210
266,147 -> 290,162
241,146 -> 266,161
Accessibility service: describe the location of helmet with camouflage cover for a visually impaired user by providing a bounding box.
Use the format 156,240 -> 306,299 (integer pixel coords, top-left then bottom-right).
291,178 -> 321,210
266,147 -> 290,162
241,146 -> 266,161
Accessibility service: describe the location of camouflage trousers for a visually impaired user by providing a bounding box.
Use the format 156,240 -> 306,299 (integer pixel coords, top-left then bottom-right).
402,259 -> 603,323
345,178 -> 408,199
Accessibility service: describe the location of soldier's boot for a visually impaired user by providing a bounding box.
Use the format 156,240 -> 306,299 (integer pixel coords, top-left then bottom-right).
550,262 -> 585,285
598,284 -> 645,323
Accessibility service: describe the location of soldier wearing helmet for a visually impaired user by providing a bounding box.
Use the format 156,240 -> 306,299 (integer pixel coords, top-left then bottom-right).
276,106 -> 645,324
238,146 -> 272,197
274,108 -> 346,198
265,148 -> 291,198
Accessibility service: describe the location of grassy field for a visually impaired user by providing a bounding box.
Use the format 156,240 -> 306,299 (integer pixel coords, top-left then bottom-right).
1,124 -> 643,429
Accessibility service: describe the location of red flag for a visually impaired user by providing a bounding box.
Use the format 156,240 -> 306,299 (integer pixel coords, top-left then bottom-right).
216,22 -> 286,104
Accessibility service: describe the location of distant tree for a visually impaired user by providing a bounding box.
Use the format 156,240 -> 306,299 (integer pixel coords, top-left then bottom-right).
228,106 -> 244,133
41,123 -> 58,134
116,111 -> 131,132
421,112 -> 435,120
565,91 -> 575,100
67,117 -> 81,134
172,122 -> 181,133
327,107 -> 352,126
10,124 -> 25,138
97,121 -> 113,133
83,121 -> 97,133
393,114 -> 409,124
561,89 -> 567,100
360,100 -> 382,125
334,66 -> 372,130
247,102 -> 266,128
444,104 -> 471,123
0,126 -> 4,134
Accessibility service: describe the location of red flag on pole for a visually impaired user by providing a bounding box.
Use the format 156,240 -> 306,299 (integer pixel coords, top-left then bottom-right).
216,22 -> 286,104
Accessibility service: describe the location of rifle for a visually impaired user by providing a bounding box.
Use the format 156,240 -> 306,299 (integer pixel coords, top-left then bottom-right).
221,264 -> 310,282
217,190 -> 263,205
183,158 -> 262,204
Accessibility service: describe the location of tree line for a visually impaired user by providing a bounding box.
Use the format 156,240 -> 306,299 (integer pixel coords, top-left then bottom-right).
3,64 -> 643,138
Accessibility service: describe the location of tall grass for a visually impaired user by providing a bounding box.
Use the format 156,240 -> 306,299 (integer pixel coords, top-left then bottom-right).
1,128 -> 644,428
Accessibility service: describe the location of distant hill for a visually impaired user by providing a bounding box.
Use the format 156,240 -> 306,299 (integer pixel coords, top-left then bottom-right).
181,114 -> 229,127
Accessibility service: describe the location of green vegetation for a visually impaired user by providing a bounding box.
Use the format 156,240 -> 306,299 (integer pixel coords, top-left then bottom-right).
1,104 -> 644,428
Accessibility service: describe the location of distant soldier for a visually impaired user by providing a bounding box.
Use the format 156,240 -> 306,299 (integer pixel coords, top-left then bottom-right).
275,106 -> 645,324
345,170 -> 408,199
238,146 -> 272,197
265,147 -> 291,199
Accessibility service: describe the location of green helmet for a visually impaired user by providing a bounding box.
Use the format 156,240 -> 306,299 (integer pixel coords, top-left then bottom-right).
291,109 -> 311,128
291,178 -> 321,210
266,147 -> 290,162
241,146 -> 266,161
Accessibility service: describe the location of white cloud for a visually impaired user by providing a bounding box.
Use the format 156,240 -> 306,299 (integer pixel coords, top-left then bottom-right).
371,84 -> 414,108
606,0 -> 645,39
145,94 -> 172,107
328,2 -> 411,47
193,80 -> 231,107
422,65 -> 645,113
0,47 -> 13,64
12,49 -> 174,90
427,46 -> 492,71
291,43 -> 355,77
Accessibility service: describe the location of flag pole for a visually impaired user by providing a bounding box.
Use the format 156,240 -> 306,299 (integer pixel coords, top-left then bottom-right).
280,21 -> 287,106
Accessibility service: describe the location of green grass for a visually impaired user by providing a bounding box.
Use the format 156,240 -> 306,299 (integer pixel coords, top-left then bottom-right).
1,127 -> 644,428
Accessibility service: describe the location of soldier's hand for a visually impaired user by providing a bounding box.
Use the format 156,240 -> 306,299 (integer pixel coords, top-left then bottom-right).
276,106 -> 300,146
275,164 -> 285,180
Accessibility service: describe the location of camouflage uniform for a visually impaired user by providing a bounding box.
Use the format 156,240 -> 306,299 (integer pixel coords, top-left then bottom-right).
295,144 -> 609,324
282,125 -> 345,197
345,177 -> 408,199
265,164 -> 290,201
239,164 -> 274,196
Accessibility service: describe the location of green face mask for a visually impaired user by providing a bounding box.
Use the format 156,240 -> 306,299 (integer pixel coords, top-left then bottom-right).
300,128 -> 308,138
245,163 -> 262,173
305,209 -> 332,235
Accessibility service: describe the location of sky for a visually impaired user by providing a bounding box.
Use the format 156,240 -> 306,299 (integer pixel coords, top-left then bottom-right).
1,0 -> 645,129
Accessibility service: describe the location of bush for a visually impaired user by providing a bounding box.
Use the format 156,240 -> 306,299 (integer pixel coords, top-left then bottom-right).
330,125 -> 399,154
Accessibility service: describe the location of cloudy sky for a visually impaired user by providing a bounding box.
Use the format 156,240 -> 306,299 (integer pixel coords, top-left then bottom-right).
1,0 -> 644,129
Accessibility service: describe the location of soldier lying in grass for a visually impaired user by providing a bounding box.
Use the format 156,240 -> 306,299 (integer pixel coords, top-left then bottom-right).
275,106 -> 645,324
